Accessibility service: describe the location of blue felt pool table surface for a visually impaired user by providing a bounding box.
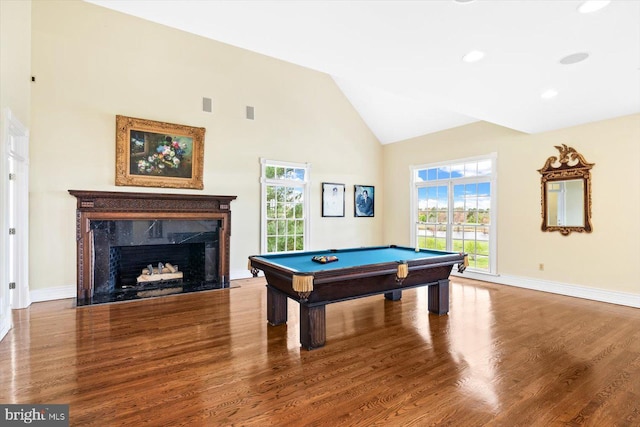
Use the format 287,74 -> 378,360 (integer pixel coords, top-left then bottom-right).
250,245 -> 458,273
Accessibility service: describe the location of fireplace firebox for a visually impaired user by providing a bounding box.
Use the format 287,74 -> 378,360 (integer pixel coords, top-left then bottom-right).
69,190 -> 237,305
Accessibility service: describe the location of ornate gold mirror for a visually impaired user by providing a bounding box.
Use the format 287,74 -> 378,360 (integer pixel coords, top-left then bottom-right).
538,144 -> 594,235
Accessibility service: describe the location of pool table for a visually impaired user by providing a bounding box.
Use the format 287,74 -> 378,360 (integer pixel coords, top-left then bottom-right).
248,245 -> 467,350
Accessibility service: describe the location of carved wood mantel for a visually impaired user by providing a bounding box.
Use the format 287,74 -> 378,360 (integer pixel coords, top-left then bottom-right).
69,190 -> 237,305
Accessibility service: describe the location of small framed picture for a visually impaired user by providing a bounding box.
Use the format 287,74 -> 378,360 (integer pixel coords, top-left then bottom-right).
322,183 -> 345,217
354,185 -> 374,217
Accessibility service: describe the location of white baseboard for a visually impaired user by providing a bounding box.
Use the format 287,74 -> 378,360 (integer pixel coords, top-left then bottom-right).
0,317 -> 11,340
452,271 -> 640,309
27,272 -> 637,310
231,269 -> 261,280
30,285 -> 76,303
27,272 -> 256,304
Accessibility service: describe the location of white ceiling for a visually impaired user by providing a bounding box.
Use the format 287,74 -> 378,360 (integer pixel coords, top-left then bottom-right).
85,0 -> 640,144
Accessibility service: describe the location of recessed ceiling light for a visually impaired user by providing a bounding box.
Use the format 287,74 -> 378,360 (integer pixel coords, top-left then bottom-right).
462,50 -> 485,63
577,1 -> 611,14
454,0 -> 476,3
541,89 -> 559,100
559,52 -> 590,65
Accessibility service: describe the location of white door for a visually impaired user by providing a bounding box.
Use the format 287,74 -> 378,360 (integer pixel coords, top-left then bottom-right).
1,109 -> 30,342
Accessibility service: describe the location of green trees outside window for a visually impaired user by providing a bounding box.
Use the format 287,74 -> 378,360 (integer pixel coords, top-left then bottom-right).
414,158 -> 495,272
262,161 -> 309,254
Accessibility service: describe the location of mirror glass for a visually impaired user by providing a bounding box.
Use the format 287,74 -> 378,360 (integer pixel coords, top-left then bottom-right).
546,179 -> 584,227
538,144 -> 594,235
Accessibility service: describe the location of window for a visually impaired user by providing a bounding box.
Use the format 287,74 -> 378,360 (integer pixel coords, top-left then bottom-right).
412,155 -> 496,273
260,159 -> 310,253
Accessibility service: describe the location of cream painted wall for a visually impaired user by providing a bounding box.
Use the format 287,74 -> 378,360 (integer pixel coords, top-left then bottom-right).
0,0 -> 31,125
24,0 -> 640,302
1,0 -> 32,309
383,115 -> 640,295
30,0 -> 383,291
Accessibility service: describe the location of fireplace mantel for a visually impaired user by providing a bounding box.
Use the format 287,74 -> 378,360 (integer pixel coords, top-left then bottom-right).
69,190 -> 237,305
68,190 -> 237,213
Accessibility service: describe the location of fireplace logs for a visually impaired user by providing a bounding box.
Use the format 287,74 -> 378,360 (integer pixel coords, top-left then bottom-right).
137,262 -> 184,283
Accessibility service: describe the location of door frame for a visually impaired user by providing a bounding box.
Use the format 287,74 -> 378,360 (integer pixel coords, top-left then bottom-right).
0,108 -> 30,342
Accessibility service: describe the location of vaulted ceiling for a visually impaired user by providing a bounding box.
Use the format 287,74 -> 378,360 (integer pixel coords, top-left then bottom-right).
86,0 -> 640,144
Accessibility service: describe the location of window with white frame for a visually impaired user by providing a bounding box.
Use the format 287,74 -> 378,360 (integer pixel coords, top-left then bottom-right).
411,154 -> 496,273
260,159 -> 310,253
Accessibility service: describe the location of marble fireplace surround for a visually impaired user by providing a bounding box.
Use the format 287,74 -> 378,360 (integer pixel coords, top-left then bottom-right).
69,190 -> 237,305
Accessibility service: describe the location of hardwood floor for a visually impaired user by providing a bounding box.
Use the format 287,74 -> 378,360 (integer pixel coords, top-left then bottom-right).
1,277 -> 639,426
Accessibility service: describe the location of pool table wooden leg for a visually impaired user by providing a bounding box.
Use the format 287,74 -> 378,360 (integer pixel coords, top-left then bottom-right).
267,285 -> 288,325
300,304 -> 326,350
384,290 -> 402,301
428,279 -> 450,315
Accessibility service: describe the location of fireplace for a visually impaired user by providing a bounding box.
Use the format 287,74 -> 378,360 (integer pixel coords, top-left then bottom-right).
69,190 -> 237,305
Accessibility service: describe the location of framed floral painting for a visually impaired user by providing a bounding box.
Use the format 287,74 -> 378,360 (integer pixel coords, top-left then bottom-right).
115,115 -> 205,189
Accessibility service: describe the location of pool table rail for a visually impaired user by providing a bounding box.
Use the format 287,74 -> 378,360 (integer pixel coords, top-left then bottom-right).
250,257 -> 458,304
248,246 -> 466,349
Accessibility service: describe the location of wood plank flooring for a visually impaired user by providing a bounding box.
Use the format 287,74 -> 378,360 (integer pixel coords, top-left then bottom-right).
1,277 -> 639,426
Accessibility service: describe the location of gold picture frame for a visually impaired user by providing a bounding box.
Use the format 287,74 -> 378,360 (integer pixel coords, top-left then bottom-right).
538,144 -> 594,235
115,115 -> 205,189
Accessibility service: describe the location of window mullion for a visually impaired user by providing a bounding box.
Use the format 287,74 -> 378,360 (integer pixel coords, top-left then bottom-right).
447,181 -> 454,251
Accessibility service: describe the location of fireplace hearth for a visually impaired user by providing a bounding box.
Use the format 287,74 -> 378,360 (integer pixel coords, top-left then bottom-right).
69,190 -> 237,305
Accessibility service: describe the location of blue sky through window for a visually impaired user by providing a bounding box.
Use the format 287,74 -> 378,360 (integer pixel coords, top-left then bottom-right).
416,161 -> 491,182
414,157 -> 494,271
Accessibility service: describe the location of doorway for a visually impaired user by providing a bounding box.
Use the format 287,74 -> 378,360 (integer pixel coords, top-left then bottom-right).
0,109 -> 30,342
